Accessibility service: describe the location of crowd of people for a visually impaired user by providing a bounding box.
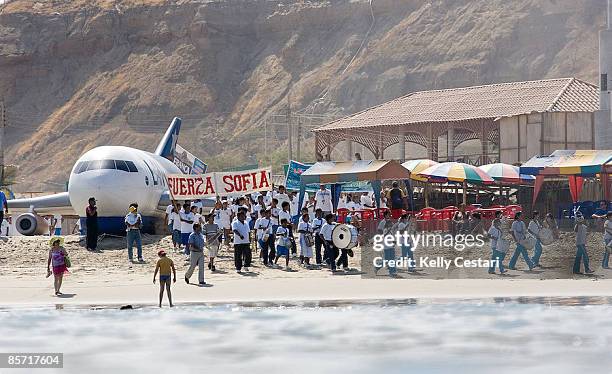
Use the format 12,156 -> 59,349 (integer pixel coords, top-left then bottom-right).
5,181 -> 608,303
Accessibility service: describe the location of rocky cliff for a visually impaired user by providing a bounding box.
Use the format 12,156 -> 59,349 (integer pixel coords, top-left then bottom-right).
0,0 -> 604,191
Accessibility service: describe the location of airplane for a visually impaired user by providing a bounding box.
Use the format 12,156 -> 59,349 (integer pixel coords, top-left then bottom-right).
7,117 -> 214,235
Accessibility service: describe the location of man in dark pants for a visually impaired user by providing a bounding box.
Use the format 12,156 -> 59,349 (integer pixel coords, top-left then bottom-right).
232,210 -> 252,273
0,189 -> 8,232
319,213 -> 338,271
311,208 -> 325,264
85,197 -> 98,251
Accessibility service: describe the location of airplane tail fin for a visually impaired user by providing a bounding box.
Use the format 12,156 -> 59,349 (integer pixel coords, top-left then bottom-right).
155,117 -> 181,159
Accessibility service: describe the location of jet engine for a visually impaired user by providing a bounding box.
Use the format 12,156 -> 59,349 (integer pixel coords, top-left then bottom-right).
15,213 -> 49,236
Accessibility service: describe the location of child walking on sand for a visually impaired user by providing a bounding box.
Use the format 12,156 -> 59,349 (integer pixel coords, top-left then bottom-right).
153,250 -> 176,307
275,218 -> 291,270
46,237 -> 69,296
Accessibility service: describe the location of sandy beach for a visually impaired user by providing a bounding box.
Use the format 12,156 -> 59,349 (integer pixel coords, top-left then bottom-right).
1,233 -> 612,307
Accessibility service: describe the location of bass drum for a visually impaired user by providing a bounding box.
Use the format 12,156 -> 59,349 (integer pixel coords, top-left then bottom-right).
332,224 -> 359,249
539,228 -> 555,245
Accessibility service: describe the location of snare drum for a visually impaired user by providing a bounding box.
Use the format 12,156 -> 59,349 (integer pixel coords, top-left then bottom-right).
332,224 -> 359,249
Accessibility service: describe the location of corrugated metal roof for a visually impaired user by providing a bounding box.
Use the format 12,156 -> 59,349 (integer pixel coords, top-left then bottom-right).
315,78 -> 599,131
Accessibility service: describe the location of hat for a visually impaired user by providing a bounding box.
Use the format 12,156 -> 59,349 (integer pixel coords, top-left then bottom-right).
158,250 -> 166,256
49,236 -> 64,247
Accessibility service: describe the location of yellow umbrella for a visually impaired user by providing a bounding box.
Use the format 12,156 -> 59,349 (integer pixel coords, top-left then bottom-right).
402,159 -> 439,182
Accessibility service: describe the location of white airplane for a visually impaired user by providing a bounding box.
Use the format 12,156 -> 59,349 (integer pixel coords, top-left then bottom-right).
7,117 -> 213,235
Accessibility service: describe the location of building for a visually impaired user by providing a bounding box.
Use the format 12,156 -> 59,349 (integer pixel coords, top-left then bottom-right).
313,78 -> 599,166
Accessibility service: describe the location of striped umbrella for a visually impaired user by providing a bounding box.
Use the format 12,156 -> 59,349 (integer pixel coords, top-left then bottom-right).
402,159 -> 439,181
479,163 -> 535,184
416,162 -> 495,185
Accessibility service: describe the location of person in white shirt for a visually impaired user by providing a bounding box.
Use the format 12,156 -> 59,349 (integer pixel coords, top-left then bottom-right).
337,194 -> 347,210
232,211 -> 252,273
170,203 -> 182,251
124,203 -> 143,262
604,213 -> 612,268
52,214 -> 63,236
297,213 -> 314,266
573,216 -> 593,274
269,198 -> 280,227
253,195 -> 266,219
375,210 -> 396,276
346,194 -> 362,212
192,206 -> 204,227
273,186 -> 291,208
304,195 -> 315,219
255,209 -> 274,265
289,191 -> 299,218
164,203 -> 175,235
319,213 -> 338,270
487,211 -> 507,274
262,191 -> 272,206
190,199 -> 203,214
279,201 -> 296,255
44,216 -> 53,237
214,200 -> 232,246
1,216 -> 9,236
180,203 -> 195,256
274,218 -> 292,269
360,192 -> 374,209
593,211 -> 612,269
527,211 -> 543,267
311,208 -> 325,265
508,212 -> 534,270
315,185 -> 333,215
395,213 -> 416,272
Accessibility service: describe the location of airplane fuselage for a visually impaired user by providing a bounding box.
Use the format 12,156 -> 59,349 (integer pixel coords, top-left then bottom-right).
68,146 -> 181,234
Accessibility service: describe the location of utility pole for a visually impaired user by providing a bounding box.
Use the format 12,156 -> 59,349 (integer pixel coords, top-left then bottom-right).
287,107 -> 293,162
296,115 -> 301,161
264,116 -> 268,165
0,98 -> 5,187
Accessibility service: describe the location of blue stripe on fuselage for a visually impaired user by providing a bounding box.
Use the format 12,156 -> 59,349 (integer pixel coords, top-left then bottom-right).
79,216 -> 160,236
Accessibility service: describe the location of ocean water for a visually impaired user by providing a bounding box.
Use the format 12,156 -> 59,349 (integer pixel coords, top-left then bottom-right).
2,298 -> 612,373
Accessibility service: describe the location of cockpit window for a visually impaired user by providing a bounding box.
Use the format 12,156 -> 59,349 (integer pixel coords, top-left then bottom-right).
115,160 -> 129,172
100,160 -> 115,170
125,161 -> 138,173
73,160 -> 139,174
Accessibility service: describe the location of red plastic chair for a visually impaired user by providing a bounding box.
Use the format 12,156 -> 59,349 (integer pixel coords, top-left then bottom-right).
361,210 -> 375,221
504,205 -> 522,218
390,209 -> 404,219
336,208 -> 349,224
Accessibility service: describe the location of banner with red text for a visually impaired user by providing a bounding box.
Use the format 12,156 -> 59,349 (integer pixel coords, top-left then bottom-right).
167,167 -> 272,200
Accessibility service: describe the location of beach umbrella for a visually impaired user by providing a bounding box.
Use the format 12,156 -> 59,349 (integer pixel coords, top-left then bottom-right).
417,162 -> 494,205
478,163 -> 535,184
402,159 -> 439,207
416,162 -> 494,185
401,159 -> 439,181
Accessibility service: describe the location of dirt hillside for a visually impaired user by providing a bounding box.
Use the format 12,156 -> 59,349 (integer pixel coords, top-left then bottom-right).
0,0 -> 603,191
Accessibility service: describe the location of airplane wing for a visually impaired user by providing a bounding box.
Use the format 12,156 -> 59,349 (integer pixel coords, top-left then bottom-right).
6,192 -> 76,216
